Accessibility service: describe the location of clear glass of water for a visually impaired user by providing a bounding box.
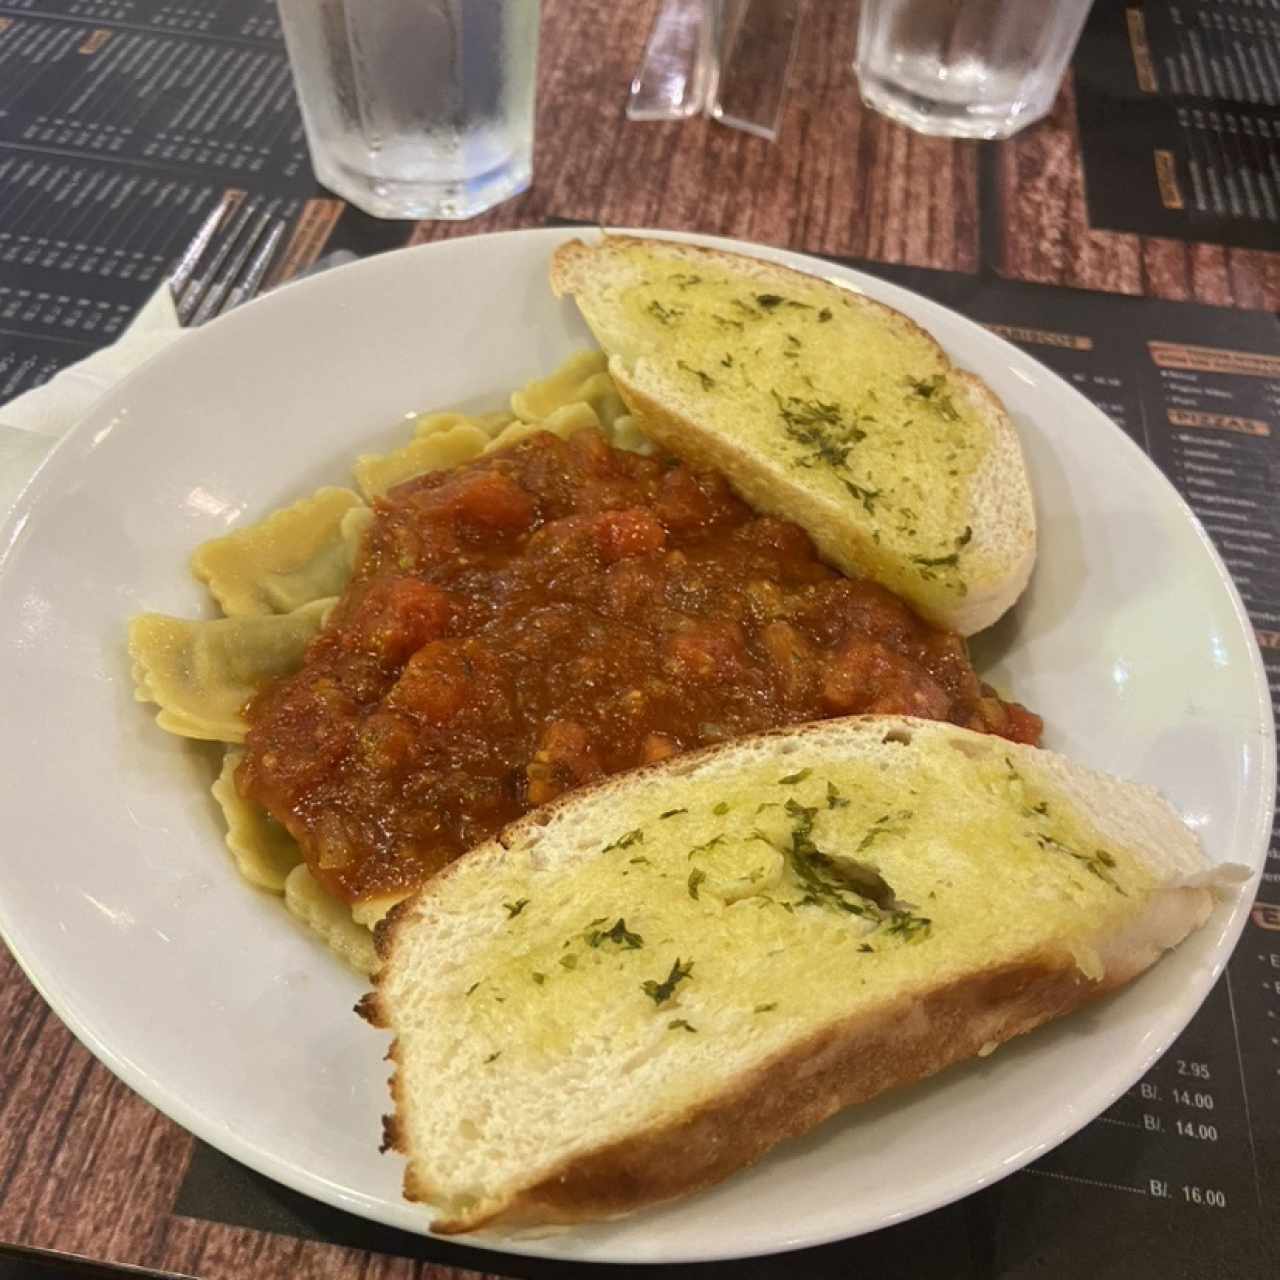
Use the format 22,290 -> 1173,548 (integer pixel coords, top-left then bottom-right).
276,0 -> 540,221
854,0 -> 1094,140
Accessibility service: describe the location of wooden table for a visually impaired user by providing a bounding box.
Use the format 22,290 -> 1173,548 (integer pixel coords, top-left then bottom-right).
1,2 -> 1276,1278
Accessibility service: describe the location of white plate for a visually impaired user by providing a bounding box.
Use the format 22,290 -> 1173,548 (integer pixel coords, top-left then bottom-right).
0,229 -> 1271,1264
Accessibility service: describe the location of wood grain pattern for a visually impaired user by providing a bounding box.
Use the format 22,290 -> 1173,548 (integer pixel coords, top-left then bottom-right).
0,2 -> 1275,1278
0,950 -> 193,1266
408,0 -> 981,271
0,943 -> 488,1279
155,1217 -> 477,1280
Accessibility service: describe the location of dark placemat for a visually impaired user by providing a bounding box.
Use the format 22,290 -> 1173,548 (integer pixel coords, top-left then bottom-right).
1075,0 -> 1280,250
0,0 -> 314,402
170,252 -> 1280,1278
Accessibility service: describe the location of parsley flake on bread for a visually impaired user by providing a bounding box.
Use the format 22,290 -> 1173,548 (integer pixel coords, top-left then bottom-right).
551,235 -> 1036,634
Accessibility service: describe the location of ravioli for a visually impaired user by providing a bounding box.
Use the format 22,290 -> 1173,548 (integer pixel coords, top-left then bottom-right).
354,422 -> 492,500
284,864 -> 379,976
128,596 -> 334,743
191,487 -> 367,617
414,408 -> 513,440
604,413 -> 657,457
484,401 -> 602,453
510,349 -> 627,427
211,748 -> 303,891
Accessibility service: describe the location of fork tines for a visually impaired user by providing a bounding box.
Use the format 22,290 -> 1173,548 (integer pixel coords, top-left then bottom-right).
170,194 -> 288,327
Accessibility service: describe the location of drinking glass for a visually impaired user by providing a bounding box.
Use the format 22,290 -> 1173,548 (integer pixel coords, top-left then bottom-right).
854,0 -> 1094,140
276,0 -> 540,221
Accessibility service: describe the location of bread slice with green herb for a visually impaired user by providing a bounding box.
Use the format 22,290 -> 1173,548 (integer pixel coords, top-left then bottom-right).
362,716 -> 1231,1234
550,235 -> 1035,634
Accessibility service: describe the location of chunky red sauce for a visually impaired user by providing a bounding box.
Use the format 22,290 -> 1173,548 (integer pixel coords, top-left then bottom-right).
239,430 -> 1040,903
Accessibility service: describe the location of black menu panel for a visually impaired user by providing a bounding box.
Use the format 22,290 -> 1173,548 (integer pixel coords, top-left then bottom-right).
0,0 -> 309,401
1077,0 -> 1280,250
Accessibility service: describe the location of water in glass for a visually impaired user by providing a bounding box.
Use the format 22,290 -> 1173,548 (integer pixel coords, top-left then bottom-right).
277,0 -> 539,220
854,0 -> 1094,140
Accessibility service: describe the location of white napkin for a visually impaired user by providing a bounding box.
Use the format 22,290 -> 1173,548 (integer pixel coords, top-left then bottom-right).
0,287 -> 184,515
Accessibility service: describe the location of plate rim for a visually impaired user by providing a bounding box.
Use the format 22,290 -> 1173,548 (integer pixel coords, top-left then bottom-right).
0,225 -> 1272,1263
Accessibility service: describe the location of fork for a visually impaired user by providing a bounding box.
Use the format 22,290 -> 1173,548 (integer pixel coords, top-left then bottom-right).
167,194 -> 288,327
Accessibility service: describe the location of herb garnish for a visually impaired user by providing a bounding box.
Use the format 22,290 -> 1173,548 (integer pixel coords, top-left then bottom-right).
531,972 -> 546,985
842,479 -> 881,514
465,981 -> 481,997
712,314 -> 745,331
688,868 -> 707,900
713,800 -> 730,815
956,525 -> 973,547
668,1018 -> 697,1033
818,307 -> 833,322
775,800 -> 899,914
643,958 -> 694,1006
884,910 -> 932,941
671,273 -> 702,289
559,954 -> 578,970
771,391 -> 866,469
503,898 -> 530,918
1036,834 -> 1126,894
911,552 -> 960,569
586,917 -> 645,949
857,810 -> 914,853
484,1051 -> 501,1064
677,360 -> 715,390
687,835 -> 726,858
778,768 -> 812,785
756,293 -> 813,311
826,780 -> 849,809
647,299 -> 683,325
660,808 -> 688,819
905,374 -> 960,421
754,1002 -> 778,1013
603,829 -> 645,851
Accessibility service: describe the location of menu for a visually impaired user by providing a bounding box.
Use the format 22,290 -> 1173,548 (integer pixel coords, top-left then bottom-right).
1076,0 -> 1280,249
0,0 -> 312,401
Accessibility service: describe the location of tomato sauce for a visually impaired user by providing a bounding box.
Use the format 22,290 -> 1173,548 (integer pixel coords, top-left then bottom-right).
239,430 -> 1041,903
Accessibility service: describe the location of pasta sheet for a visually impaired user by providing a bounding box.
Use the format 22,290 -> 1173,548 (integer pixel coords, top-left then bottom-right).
191,487 -> 368,617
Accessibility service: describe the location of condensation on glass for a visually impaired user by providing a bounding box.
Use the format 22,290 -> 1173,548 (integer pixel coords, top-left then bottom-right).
277,0 -> 539,220
854,0 -> 1094,140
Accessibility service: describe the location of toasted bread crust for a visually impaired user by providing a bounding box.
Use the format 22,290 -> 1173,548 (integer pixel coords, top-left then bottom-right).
418,884 -> 1207,1232
434,954 -> 1092,1230
551,235 -> 1037,635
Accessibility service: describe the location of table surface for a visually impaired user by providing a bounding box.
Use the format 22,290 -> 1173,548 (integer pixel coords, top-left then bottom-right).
1,2 -> 1278,1278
